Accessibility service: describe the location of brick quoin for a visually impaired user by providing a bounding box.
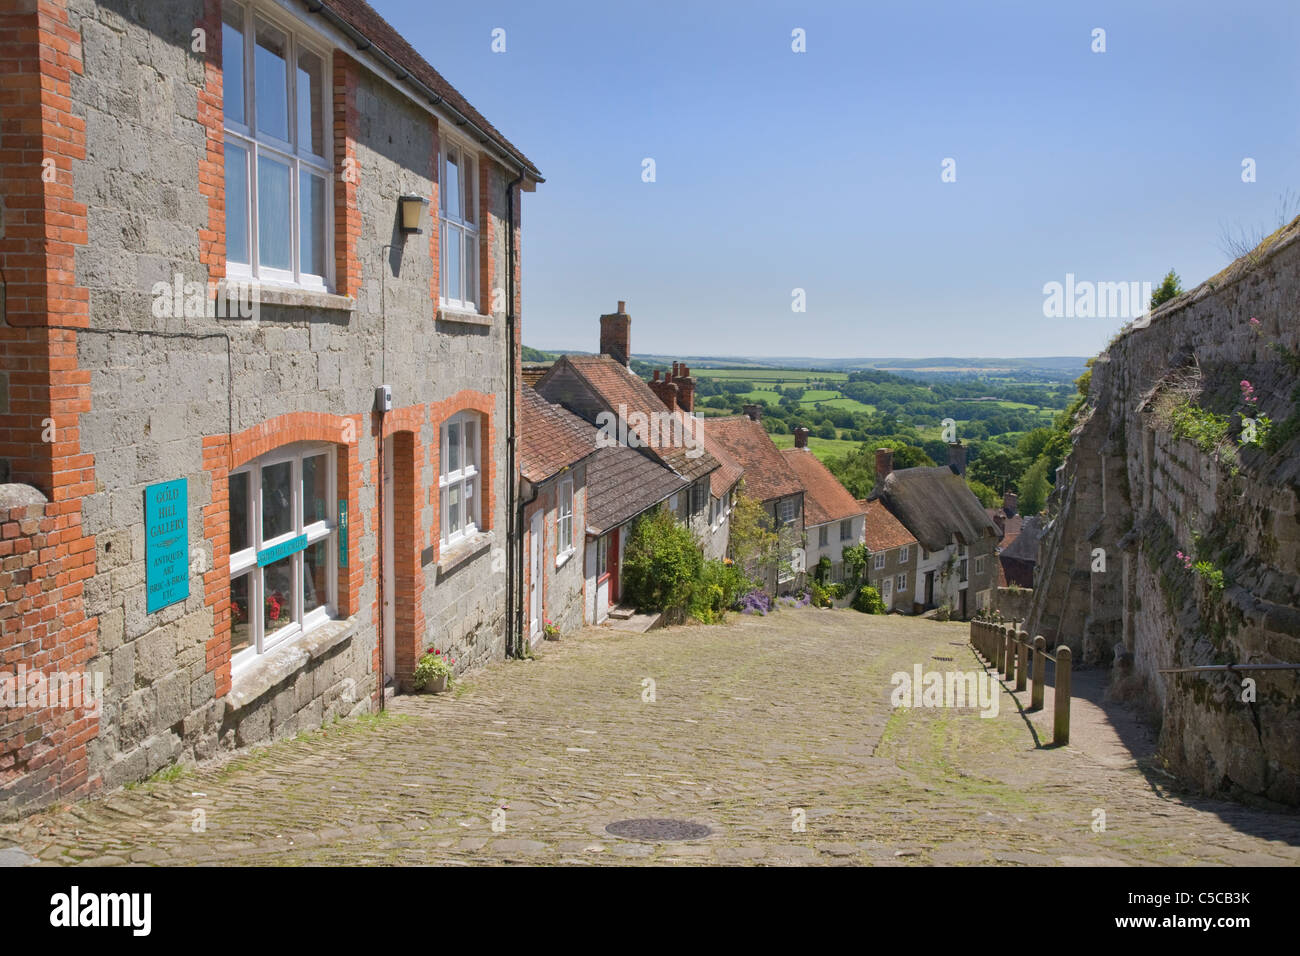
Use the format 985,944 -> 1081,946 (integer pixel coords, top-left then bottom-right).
196,0 -> 226,283
0,0 -> 99,815
333,51 -> 362,297
378,404 -> 426,689
202,412 -> 363,699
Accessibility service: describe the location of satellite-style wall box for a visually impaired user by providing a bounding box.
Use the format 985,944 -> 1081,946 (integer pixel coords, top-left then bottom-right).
374,384 -> 393,412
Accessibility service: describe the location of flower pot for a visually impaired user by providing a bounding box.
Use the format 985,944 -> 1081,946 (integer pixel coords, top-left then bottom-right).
417,674 -> 448,694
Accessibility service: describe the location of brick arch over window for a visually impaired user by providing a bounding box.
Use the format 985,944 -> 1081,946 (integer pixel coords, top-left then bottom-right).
429,390 -> 496,560
202,412 -> 363,697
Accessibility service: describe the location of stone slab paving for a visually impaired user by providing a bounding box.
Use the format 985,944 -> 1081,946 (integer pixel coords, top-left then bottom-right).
2,608 -> 1299,866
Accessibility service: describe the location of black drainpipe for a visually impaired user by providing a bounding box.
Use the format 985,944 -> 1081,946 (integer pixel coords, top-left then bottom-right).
506,167 -> 525,657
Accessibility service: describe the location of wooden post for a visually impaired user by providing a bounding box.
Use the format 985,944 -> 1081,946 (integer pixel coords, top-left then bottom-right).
1003,627 -> 1015,681
1031,636 -> 1046,711
1016,627 -> 1028,693
1054,645 -> 1072,745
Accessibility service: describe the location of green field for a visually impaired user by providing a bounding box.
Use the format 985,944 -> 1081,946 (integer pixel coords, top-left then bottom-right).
692,368 -> 849,384
770,433 -> 863,461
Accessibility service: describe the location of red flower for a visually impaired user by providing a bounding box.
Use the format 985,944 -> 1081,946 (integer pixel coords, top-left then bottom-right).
434,649 -> 441,655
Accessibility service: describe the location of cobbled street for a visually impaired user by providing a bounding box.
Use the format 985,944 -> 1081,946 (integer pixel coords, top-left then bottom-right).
3,608 -> 1299,866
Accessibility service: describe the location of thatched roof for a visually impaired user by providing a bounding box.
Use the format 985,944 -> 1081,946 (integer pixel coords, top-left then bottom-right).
869,466 -> 999,552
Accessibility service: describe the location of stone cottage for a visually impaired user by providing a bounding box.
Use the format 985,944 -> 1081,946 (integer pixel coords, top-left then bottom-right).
0,0 -> 541,817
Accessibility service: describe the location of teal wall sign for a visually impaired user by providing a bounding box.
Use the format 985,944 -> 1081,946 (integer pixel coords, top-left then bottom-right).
145,478 -> 189,614
257,533 -> 308,567
338,498 -> 348,567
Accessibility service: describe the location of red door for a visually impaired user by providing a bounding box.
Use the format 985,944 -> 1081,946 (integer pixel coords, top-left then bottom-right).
607,531 -> 620,604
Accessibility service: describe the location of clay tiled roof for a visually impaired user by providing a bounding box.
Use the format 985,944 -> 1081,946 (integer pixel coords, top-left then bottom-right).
987,508 -> 1025,550
702,425 -> 744,499
781,448 -> 864,526
323,1 -> 541,177
521,364 -> 551,387
1000,515 -> 1044,563
863,500 -> 917,553
700,416 -> 802,504
869,466 -> 999,553
584,446 -> 688,535
546,355 -> 719,483
520,386 -> 595,484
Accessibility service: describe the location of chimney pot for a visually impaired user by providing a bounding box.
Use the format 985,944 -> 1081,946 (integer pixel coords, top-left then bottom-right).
617,300 -> 626,313
1003,491 -> 1018,517
652,369 -> 660,382
875,447 -> 894,482
743,403 -> 763,422
661,380 -> 678,412
793,427 -> 810,449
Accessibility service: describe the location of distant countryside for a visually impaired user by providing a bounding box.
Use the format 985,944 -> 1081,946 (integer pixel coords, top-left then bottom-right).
521,349 -> 1092,515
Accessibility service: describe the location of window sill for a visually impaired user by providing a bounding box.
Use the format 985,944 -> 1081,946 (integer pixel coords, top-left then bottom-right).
556,547 -> 576,569
437,529 -> 495,575
225,615 -> 357,715
437,307 -> 493,327
217,279 -> 356,314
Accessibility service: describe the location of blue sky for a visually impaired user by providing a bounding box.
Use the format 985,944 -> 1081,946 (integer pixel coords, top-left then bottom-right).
379,0 -> 1299,359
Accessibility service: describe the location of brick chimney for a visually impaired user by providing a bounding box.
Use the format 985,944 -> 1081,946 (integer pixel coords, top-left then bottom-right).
947,441 -> 967,477
1002,491 -> 1018,517
743,403 -> 762,422
674,364 -> 694,413
793,426 -> 810,448
875,447 -> 894,482
600,301 -> 631,367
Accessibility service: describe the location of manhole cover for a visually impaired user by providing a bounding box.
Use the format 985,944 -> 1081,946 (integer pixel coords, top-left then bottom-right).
605,818 -> 712,842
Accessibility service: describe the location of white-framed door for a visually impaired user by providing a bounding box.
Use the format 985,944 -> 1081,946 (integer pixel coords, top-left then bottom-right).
529,511 -> 543,639
382,440 -> 395,682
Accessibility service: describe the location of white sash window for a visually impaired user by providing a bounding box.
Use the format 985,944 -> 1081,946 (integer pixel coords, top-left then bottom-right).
441,412 -> 481,545
223,1 -> 333,290
439,139 -> 479,312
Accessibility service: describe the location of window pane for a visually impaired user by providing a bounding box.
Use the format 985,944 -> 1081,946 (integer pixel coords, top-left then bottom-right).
257,154 -> 292,271
299,170 -> 326,278
224,142 -> 250,264
230,471 -> 250,553
254,18 -> 289,142
302,454 -> 328,524
230,571 -> 253,655
446,227 -> 461,301
448,484 -> 461,536
462,157 -> 474,224
261,460 -> 293,540
464,235 -> 476,307
447,422 -> 460,473
464,419 -> 476,468
263,556 -> 294,638
222,4 -> 245,125
296,47 -> 324,155
444,150 -> 460,219
303,539 -> 328,615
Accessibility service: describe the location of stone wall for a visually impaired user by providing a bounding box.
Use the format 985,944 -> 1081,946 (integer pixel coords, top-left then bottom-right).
1028,219 -> 1300,805
0,0 -> 524,813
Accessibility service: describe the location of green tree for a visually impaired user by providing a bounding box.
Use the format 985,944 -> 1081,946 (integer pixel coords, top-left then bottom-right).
967,445 -> 1027,492
966,478 -> 1000,509
1017,458 -> 1052,515
727,486 -> 780,584
621,509 -> 702,616
1150,269 -> 1183,309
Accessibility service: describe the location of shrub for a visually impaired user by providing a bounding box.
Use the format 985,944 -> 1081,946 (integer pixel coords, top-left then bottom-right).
813,555 -> 832,585
622,509 -> 702,616
809,580 -> 833,607
689,558 -> 751,623
935,603 -> 952,622
738,588 -> 772,615
850,585 -> 886,614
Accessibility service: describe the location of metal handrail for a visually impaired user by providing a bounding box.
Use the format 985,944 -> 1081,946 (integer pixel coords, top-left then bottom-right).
1158,663 -> 1300,674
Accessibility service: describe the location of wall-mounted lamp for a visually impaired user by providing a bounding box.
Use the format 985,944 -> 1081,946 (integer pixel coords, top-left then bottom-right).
399,195 -> 429,235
